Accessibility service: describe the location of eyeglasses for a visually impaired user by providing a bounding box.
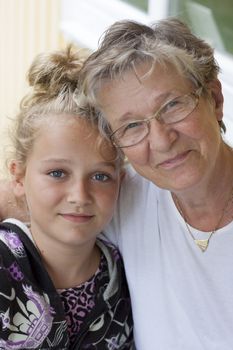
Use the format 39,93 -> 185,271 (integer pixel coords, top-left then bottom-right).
110,87 -> 203,148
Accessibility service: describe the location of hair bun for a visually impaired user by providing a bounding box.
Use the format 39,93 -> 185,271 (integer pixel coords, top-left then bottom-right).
28,45 -> 86,97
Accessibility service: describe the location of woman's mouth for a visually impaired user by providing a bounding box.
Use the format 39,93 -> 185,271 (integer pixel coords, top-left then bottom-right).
158,150 -> 191,169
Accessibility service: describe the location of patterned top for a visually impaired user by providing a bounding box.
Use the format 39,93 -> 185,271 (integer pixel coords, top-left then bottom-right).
0,221 -> 134,349
57,254 -> 109,347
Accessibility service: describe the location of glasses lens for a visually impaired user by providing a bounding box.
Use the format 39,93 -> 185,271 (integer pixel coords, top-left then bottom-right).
113,121 -> 148,147
112,90 -> 200,148
161,94 -> 198,124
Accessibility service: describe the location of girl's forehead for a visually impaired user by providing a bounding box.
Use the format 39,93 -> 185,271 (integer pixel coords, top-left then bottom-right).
39,115 -> 98,141
41,113 -> 93,127
37,114 -> 119,164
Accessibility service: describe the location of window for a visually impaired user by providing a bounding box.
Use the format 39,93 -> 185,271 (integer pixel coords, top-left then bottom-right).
121,0 -> 148,12
169,0 -> 233,55
168,0 -> 233,143
60,0 -> 169,50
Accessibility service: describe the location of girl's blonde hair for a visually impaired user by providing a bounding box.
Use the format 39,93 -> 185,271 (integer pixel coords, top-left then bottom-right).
10,46 -> 123,169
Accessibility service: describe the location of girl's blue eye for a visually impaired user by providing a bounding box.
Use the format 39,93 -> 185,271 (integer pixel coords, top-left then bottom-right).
49,170 -> 65,178
93,173 -> 110,182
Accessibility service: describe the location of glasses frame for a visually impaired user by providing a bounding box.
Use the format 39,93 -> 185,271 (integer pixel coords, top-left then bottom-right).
110,87 -> 203,148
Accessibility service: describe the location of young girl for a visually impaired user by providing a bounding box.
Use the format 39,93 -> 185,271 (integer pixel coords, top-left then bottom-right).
0,47 -> 133,349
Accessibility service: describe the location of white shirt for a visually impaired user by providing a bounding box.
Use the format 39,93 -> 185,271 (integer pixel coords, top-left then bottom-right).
104,165 -> 233,350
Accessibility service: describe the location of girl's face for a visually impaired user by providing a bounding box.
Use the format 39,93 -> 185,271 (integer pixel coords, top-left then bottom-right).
13,115 -> 122,252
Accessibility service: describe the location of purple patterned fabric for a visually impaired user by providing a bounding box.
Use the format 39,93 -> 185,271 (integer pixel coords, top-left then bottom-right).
57,254 -> 109,346
0,222 -> 134,349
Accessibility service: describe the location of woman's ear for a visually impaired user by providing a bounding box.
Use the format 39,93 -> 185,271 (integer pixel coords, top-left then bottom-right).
207,79 -> 224,122
9,161 -> 26,197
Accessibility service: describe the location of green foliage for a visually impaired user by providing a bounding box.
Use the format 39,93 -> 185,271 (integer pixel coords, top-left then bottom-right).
170,0 -> 233,54
121,0 -> 148,12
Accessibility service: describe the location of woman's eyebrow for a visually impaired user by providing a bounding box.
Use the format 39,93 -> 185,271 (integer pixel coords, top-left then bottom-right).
118,91 -> 179,123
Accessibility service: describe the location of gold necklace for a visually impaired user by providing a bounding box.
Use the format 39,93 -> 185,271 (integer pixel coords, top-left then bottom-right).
173,189 -> 233,252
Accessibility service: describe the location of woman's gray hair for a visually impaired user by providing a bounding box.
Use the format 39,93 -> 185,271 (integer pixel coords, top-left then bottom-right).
77,17 -> 225,135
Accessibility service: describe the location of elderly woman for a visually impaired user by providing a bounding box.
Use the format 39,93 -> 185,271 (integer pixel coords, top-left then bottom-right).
77,18 -> 233,349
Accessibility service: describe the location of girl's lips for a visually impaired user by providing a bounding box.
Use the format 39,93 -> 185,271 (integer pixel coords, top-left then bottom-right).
158,150 -> 191,169
60,213 -> 94,223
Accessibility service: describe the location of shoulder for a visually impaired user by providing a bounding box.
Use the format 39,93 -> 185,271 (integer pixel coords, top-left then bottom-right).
118,164 -> 160,215
0,222 -> 27,294
0,221 -> 25,252
96,238 -> 121,262
0,179 -> 28,222
122,164 -> 148,187
96,238 -> 129,300
96,238 -> 125,275
103,167 -> 170,248
0,220 -> 38,265
120,164 -> 159,199
0,221 -> 33,275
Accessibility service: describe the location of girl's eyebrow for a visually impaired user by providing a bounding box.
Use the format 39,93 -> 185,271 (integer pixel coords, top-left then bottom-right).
41,158 -> 72,164
41,159 -> 117,170
96,162 -> 117,170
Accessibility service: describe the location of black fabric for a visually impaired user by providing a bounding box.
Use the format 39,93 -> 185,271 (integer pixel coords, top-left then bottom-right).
0,222 -> 134,349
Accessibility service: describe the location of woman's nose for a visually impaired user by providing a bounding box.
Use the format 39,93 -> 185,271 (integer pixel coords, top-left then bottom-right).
147,119 -> 178,151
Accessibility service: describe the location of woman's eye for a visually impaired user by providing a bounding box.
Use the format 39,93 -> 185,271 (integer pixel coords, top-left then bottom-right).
48,170 -> 65,178
163,99 -> 180,112
93,173 -> 110,182
125,121 -> 143,131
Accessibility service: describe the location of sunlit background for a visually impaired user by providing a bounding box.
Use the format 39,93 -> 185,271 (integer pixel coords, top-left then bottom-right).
1,0 -> 233,177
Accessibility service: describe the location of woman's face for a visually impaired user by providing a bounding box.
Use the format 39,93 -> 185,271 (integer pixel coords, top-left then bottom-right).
98,63 -> 224,191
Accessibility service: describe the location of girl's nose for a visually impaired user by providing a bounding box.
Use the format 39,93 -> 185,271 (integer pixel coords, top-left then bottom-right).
67,180 -> 92,206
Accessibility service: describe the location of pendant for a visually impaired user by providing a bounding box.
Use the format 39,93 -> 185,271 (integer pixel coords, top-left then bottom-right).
194,239 -> 209,252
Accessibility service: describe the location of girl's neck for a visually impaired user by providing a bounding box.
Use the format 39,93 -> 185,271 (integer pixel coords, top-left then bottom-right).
50,245 -> 101,289
31,233 -> 101,289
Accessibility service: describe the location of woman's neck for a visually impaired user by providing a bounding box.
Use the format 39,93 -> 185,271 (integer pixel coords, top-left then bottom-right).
172,144 -> 233,231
